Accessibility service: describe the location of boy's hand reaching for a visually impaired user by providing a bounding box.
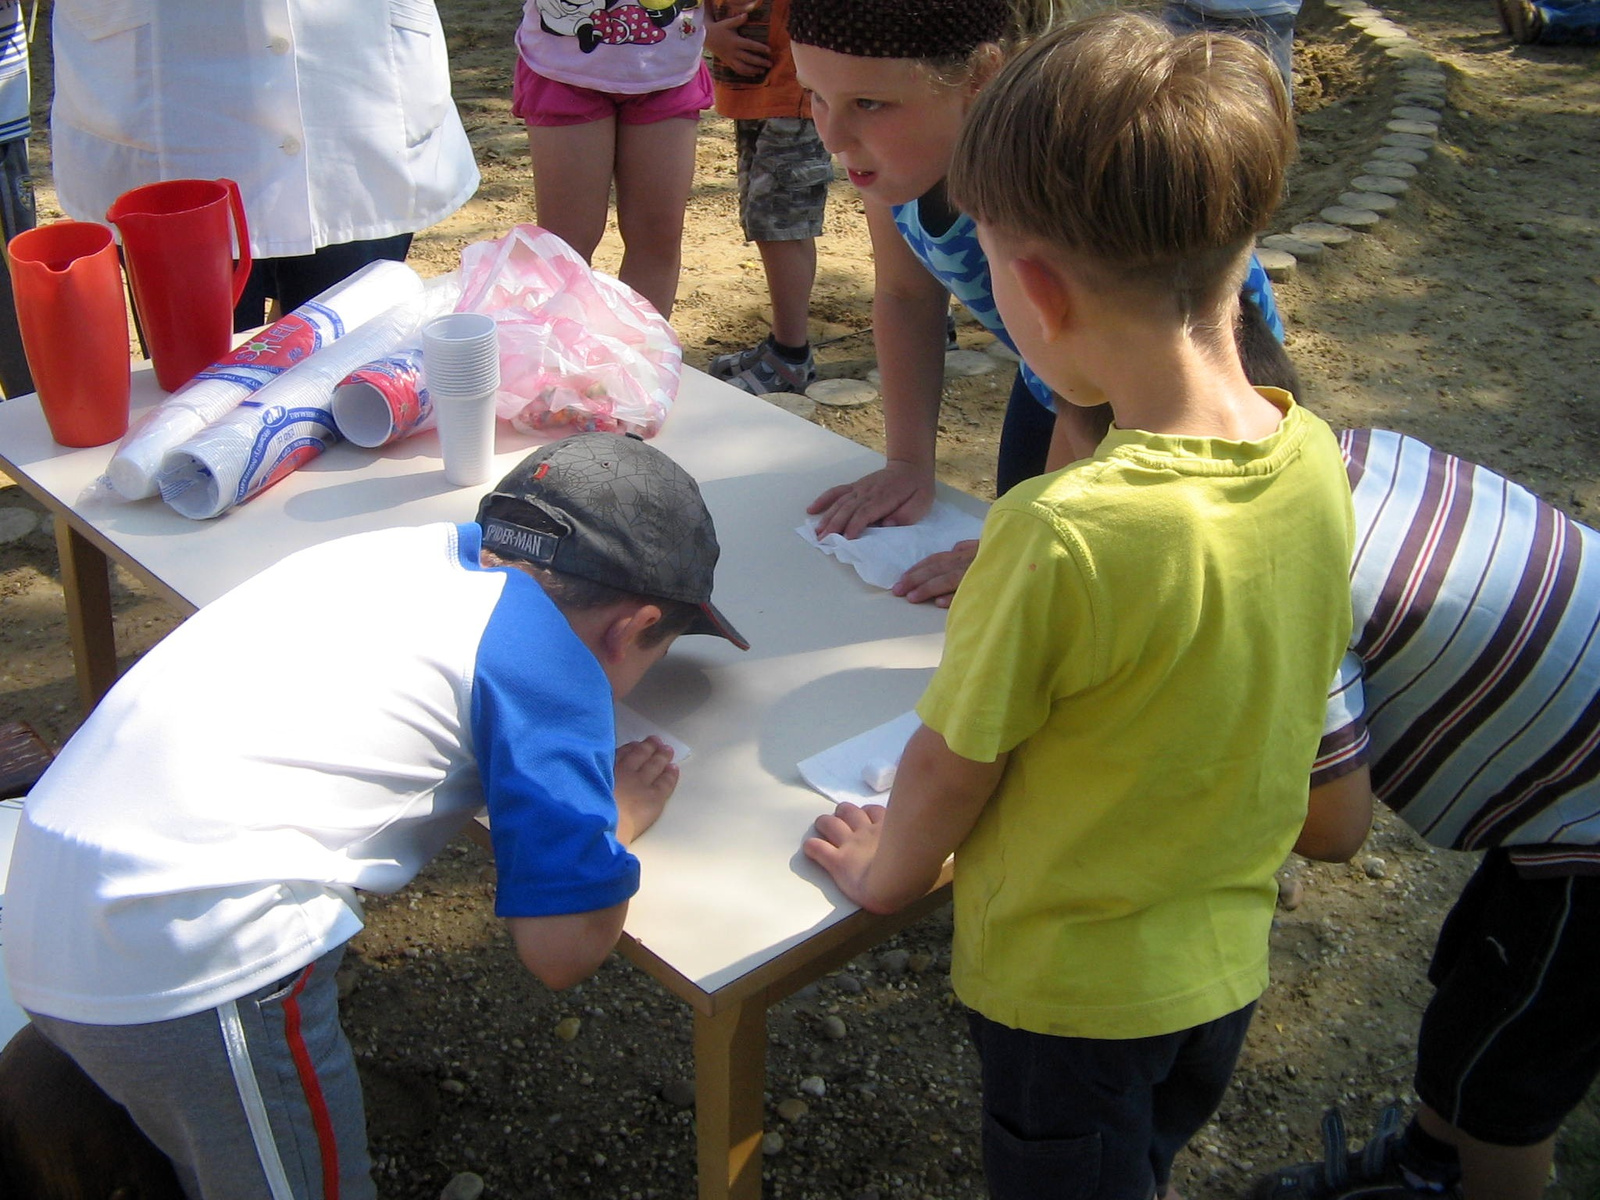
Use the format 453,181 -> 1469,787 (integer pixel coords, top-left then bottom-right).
892,539 -> 978,608
804,802 -> 889,911
615,736 -> 678,845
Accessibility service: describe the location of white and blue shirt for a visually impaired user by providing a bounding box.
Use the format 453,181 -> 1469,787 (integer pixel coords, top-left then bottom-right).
6,523 -> 634,1024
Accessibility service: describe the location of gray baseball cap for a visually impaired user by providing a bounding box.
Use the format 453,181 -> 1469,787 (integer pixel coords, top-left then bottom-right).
476,433 -> 748,650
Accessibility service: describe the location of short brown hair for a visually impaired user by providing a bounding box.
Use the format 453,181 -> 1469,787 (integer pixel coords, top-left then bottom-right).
482,552 -> 700,648
947,12 -> 1293,310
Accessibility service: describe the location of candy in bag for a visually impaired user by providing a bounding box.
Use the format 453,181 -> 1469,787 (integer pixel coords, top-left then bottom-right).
455,225 -> 681,437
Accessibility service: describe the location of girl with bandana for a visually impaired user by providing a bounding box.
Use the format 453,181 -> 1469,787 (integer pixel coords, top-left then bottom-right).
791,0 -> 1285,605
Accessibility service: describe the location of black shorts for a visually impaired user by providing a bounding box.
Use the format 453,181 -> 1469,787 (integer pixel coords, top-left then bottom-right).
967,1003 -> 1255,1200
1416,848 -> 1600,1145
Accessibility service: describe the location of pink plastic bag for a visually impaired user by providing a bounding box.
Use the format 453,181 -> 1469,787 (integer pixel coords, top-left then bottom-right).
454,225 -> 681,437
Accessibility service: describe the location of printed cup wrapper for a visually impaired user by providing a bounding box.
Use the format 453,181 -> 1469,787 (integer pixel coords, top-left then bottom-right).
156,297 -> 431,519
106,260 -> 426,500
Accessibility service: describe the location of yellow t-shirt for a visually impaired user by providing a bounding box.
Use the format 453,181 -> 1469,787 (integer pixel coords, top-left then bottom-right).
919,392 -> 1354,1040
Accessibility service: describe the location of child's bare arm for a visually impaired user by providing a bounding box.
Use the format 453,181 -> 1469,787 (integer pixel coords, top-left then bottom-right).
809,201 -> 948,539
506,905 -> 628,991
501,738 -> 678,990
1293,765 -> 1373,862
804,724 -> 1005,913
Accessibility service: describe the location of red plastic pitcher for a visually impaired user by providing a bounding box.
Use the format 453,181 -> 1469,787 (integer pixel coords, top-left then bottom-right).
7,221 -> 132,447
107,178 -> 252,392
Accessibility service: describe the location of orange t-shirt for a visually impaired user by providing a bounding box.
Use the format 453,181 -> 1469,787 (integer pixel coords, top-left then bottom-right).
711,0 -> 812,121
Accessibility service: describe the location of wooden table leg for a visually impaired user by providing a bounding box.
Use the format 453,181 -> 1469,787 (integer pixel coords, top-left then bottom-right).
694,998 -> 767,1200
54,516 -> 118,711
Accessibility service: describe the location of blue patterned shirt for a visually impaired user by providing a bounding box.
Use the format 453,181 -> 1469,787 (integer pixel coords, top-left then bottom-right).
891,199 -> 1285,413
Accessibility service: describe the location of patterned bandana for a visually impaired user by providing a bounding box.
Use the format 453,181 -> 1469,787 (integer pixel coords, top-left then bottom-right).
789,0 -> 1013,59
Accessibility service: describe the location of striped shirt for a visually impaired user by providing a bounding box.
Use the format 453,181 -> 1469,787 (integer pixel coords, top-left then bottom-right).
0,1 -> 28,144
1317,428 -> 1600,875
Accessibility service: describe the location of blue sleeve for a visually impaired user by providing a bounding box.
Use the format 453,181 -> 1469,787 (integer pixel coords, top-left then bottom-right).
1243,254 -> 1285,342
470,574 -> 639,918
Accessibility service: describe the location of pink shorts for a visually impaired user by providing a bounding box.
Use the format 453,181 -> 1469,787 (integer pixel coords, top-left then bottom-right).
513,57 -> 713,127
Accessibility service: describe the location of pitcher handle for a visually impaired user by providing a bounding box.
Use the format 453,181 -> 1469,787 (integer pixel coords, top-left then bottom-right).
219,177 -> 253,306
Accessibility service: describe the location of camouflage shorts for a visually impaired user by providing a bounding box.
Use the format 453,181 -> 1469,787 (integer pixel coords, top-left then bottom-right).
734,117 -> 832,243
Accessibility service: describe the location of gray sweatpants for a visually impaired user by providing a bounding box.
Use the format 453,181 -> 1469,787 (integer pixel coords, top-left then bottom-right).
28,946 -> 374,1200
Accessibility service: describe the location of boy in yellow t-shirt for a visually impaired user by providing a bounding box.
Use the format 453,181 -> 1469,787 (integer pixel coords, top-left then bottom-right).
803,14 -> 1354,1200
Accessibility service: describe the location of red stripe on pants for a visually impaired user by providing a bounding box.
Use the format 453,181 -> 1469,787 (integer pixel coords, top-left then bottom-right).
283,967 -> 340,1200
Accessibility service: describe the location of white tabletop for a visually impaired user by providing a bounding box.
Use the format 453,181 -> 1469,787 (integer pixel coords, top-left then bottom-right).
0,363 -> 986,997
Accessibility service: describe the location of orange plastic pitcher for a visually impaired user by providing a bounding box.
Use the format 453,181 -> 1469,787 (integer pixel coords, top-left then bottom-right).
107,178 -> 252,392
7,222 -> 132,447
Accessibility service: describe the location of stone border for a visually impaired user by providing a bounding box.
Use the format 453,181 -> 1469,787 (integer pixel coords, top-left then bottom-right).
1257,1 -> 1448,278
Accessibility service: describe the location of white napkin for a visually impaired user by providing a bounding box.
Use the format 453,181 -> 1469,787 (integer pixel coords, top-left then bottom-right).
797,502 -> 985,589
615,703 -> 691,763
797,710 -> 921,806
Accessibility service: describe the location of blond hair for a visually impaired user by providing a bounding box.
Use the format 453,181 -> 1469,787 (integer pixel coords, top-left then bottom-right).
947,11 -> 1293,310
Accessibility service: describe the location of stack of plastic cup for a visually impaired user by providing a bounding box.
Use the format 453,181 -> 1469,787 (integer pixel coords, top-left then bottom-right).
422,312 -> 500,487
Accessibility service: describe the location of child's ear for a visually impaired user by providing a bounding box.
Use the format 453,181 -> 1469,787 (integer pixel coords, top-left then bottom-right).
966,42 -> 1005,95
600,603 -> 663,662
1008,254 -> 1075,343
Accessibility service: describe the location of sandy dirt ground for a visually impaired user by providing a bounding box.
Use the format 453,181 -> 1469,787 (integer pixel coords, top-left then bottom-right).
2,0 -> 1599,1196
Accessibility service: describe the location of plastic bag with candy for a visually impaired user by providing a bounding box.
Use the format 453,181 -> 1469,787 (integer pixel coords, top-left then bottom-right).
454,225 -> 681,437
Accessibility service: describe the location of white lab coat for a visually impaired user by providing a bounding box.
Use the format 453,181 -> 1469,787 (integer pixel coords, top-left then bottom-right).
50,0 -> 481,259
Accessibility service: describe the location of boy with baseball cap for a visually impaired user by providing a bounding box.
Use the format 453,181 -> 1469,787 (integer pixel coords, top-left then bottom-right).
3,432 -> 744,1200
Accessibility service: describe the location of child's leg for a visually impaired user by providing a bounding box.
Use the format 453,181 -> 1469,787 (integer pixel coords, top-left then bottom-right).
28,946 -> 373,1200
613,115 -> 699,317
758,238 -> 817,347
744,116 -> 830,347
1146,1003 -> 1256,1197
1415,1106 -> 1552,1200
1411,851 -> 1600,1200
968,1009 -> 1250,1200
526,119 -> 620,264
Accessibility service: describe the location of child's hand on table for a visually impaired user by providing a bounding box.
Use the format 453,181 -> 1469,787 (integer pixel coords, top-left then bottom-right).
615,736 -> 678,845
892,538 -> 978,608
808,461 -> 936,540
804,802 -> 889,911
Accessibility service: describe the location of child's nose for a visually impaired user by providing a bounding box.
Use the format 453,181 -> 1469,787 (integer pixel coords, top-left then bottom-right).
813,110 -> 848,154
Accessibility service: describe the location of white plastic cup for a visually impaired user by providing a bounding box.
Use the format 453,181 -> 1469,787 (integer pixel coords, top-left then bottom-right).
423,312 -> 500,396
433,392 -> 497,486
423,313 -> 500,486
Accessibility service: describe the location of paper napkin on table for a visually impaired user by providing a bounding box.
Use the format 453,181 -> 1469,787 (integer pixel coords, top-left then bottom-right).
616,703 -> 691,763
798,711 -> 921,807
797,502 -> 985,590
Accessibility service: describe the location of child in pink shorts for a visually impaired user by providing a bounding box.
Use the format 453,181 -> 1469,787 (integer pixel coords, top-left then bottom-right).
514,0 -> 725,317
